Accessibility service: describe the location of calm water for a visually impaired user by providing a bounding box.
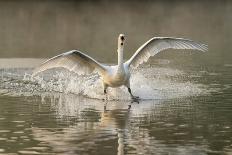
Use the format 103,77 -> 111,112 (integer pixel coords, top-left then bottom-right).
0,58 -> 232,155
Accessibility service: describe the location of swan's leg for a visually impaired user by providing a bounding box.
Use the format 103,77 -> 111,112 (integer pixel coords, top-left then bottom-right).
125,80 -> 139,101
103,84 -> 108,101
127,87 -> 139,100
104,88 -> 108,100
103,87 -> 108,110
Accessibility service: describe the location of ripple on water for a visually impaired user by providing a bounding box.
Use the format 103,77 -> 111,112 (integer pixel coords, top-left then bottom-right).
0,138 -> 7,141
12,121 -> 26,123
13,131 -> 24,134
18,150 -> 41,155
0,130 -> 10,133
0,148 -> 5,152
25,147 -> 49,151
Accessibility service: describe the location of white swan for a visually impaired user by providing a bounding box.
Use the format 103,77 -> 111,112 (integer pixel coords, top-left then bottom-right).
33,34 -> 207,100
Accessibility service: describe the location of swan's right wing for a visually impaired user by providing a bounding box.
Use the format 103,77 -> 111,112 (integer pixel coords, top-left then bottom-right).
32,50 -> 106,76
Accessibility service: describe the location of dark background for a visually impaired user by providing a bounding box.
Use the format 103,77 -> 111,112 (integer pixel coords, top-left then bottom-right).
0,0 -> 231,64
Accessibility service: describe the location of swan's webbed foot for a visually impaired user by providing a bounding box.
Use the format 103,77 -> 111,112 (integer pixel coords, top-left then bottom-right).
131,95 -> 139,100
131,96 -> 140,104
128,105 -> 131,110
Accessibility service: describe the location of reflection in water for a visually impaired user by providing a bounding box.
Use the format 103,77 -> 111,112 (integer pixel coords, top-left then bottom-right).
23,93 -> 231,155
30,95 -> 169,154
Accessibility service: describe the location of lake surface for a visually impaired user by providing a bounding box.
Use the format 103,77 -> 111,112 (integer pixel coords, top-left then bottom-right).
0,58 -> 232,155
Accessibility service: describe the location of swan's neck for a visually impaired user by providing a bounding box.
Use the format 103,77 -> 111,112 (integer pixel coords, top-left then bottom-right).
117,48 -> 124,67
117,34 -> 125,72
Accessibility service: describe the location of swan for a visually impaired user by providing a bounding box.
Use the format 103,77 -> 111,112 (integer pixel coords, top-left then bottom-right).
33,34 -> 207,100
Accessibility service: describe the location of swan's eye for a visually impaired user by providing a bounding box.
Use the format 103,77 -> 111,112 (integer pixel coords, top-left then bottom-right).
121,36 -> 124,41
121,43 -> 123,45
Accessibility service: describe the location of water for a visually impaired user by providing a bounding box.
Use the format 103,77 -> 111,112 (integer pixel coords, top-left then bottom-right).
0,58 -> 231,155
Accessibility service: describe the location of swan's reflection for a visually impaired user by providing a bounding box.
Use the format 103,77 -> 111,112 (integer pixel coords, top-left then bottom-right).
30,93 -> 227,155
31,93 -> 162,154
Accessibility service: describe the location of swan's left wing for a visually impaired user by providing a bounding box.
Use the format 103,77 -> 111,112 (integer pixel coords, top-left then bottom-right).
32,50 -> 106,76
125,37 -> 208,68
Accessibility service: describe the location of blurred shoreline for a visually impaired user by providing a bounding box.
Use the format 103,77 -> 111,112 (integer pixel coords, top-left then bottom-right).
0,0 -> 231,63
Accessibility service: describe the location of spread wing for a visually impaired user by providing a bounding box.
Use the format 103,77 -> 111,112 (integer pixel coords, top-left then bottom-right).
125,37 -> 208,68
32,50 -> 106,76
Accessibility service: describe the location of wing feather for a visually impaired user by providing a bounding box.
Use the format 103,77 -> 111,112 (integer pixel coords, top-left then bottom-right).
32,50 -> 106,76
126,37 -> 208,68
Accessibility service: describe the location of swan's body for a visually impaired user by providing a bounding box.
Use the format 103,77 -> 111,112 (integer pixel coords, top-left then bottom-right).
33,34 -> 207,100
102,64 -> 130,87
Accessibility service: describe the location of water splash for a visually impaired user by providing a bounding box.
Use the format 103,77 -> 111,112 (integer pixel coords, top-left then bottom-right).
0,65 -> 210,100
16,66 -> 208,100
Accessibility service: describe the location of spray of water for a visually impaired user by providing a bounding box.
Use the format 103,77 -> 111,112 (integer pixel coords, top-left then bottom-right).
19,66 -> 208,100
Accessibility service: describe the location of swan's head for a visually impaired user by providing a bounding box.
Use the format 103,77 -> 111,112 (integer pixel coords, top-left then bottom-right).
118,34 -> 125,50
